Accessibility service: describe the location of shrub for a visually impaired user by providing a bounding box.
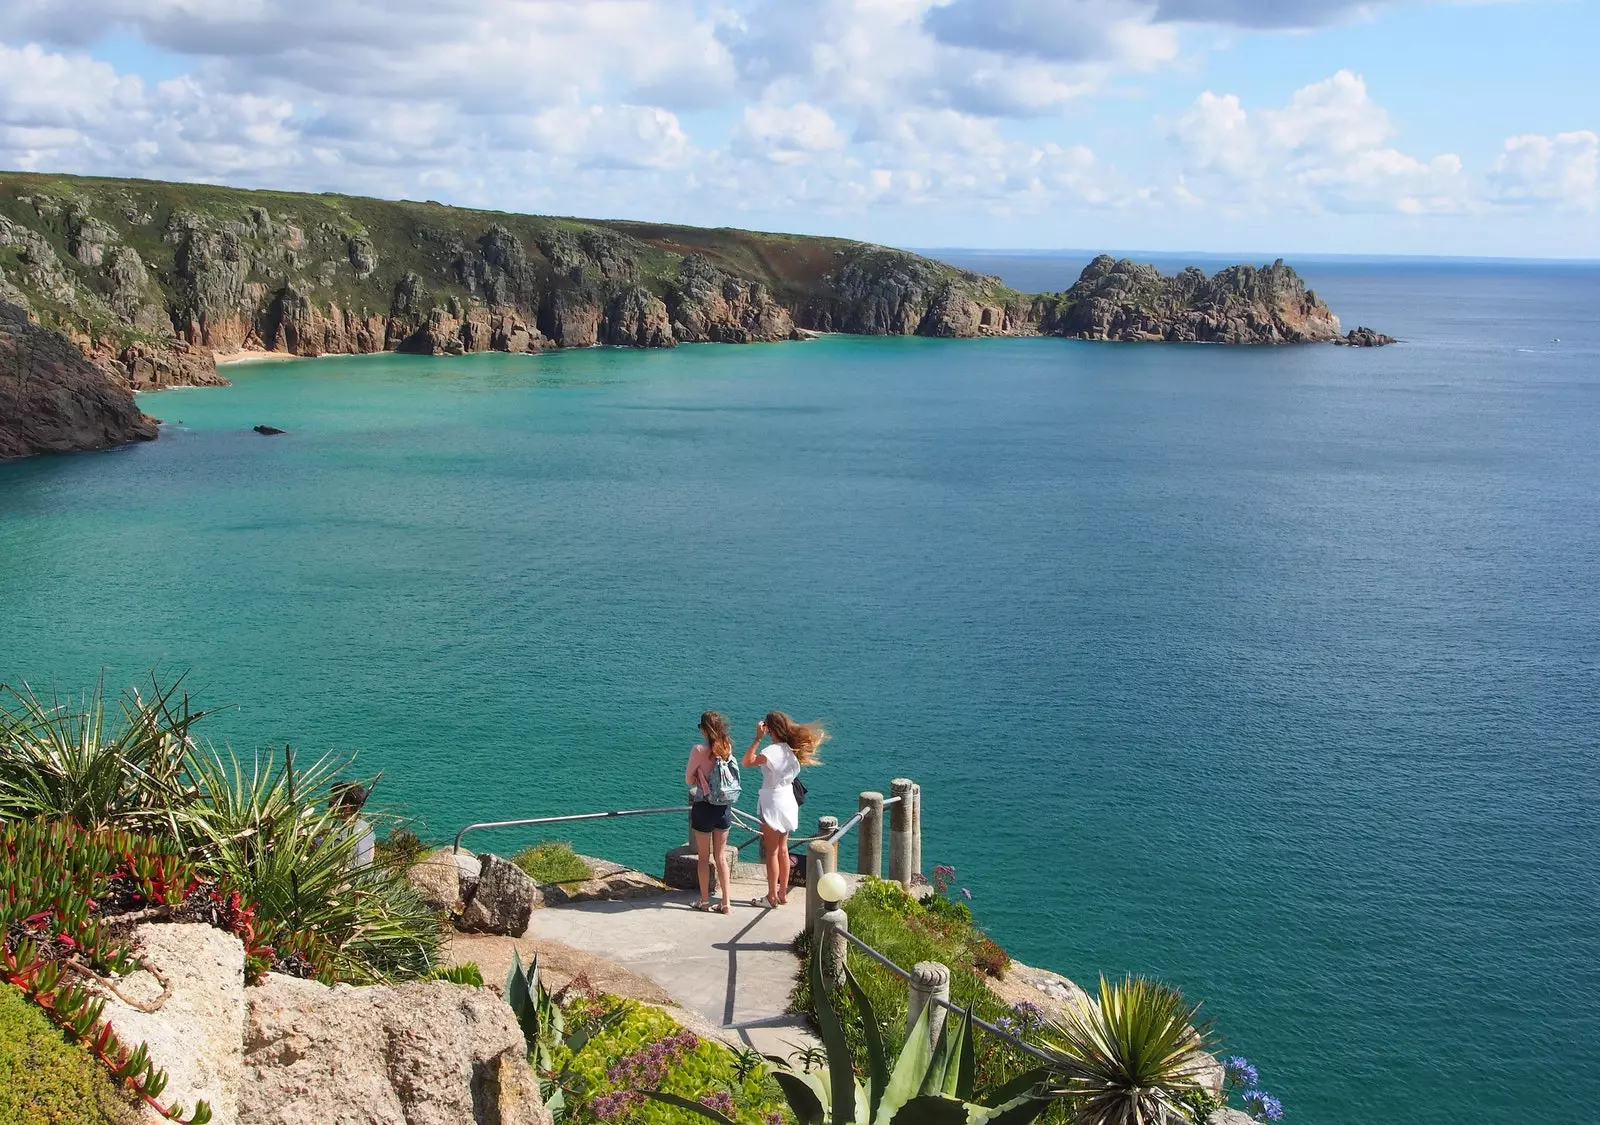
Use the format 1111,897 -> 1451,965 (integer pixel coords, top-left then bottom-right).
512,841 -> 592,886
175,746 -> 439,984
375,828 -> 427,869
0,984 -> 133,1125
553,996 -> 784,1125
426,962 -> 485,987
793,878 -> 1039,1106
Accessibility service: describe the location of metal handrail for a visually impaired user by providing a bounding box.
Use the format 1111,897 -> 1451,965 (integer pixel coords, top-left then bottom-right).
834,928 -> 1058,1065
824,792 -> 900,846
452,806 -> 687,855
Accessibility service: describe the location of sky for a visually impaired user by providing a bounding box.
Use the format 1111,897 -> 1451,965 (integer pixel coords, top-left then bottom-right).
0,0 -> 1596,257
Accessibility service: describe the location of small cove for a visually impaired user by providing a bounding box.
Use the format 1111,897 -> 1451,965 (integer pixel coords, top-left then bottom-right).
3,258 -> 1598,1124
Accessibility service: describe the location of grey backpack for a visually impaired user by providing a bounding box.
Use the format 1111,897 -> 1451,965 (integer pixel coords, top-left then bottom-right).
706,755 -> 742,806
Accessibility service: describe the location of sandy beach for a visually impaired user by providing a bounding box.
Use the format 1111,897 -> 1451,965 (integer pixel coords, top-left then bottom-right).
213,349 -> 304,367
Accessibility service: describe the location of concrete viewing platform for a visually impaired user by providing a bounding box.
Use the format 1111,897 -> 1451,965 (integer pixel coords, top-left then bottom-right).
447,877 -> 818,1058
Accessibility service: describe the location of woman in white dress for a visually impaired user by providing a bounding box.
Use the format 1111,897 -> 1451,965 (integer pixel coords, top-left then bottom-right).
742,710 -> 825,908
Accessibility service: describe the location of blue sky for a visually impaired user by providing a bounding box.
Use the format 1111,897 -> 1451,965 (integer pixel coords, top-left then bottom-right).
1,0 -> 1595,257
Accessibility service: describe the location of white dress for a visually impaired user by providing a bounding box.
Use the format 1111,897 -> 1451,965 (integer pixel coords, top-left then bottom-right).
757,742 -> 801,834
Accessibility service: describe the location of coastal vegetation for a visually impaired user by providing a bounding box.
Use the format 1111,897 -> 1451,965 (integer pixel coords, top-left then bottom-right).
514,840 -> 595,886
0,676 -> 444,1118
0,983 -> 132,1125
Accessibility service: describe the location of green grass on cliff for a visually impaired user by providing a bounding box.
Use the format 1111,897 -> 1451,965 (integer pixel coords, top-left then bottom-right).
0,985 -> 134,1125
512,840 -> 592,885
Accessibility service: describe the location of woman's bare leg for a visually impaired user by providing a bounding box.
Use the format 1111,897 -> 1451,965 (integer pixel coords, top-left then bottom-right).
776,834 -> 791,904
694,830 -> 711,906
762,826 -> 782,906
712,828 -> 732,911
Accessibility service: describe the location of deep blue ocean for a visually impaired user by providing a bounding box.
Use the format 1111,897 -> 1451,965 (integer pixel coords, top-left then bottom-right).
2,253 -> 1597,1123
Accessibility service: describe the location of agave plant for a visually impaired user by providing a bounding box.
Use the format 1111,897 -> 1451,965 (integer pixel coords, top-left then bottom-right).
650,945 -> 1054,1125
0,676 -> 205,828
1039,975 -> 1215,1125
504,949 -> 623,1122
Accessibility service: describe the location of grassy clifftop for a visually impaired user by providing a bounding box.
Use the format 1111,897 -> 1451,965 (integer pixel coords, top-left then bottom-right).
0,170 -> 1027,382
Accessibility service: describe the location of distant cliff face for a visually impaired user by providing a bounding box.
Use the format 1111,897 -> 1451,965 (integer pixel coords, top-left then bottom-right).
0,172 -> 1383,459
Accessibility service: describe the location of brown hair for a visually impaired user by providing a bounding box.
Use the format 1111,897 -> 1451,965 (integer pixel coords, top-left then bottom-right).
765,711 -> 826,765
700,711 -> 732,761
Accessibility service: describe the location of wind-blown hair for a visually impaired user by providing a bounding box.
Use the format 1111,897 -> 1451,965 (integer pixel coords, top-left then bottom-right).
700,711 -> 732,761
765,711 -> 825,765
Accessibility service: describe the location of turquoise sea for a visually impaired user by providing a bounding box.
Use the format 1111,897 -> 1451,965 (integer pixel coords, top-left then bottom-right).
3,255 -> 1598,1123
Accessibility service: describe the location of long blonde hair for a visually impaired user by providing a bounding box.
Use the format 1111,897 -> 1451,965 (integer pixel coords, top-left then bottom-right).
700,711 -> 732,760
765,711 -> 825,765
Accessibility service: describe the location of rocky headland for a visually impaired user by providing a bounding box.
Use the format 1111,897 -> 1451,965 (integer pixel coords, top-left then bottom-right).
0,171 -> 1390,459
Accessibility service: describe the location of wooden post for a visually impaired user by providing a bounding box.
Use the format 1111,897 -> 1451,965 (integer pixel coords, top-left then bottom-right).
889,778 -> 914,888
819,907 -> 849,994
805,839 -> 836,933
857,791 -> 884,877
910,782 -> 923,884
907,961 -> 951,1049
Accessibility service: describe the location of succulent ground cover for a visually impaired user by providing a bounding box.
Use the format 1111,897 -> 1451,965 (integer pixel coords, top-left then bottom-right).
0,982 -> 135,1125
513,841 -> 595,886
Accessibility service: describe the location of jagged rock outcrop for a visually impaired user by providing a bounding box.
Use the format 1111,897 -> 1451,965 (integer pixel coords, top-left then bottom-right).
0,300 -> 158,459
668,254 -> 793,342
1339,326 -> 1397,346
604,285 -> 675,347
1035,255 -> 1343,344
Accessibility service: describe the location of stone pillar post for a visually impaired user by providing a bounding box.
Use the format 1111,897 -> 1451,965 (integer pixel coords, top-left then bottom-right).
907,961 -> 951,1049
857,791 -> 884,877
805,840 -> 836,933
910,782 -> 923,883
889,778 -> 914,888
819,907 -> 849,994
817,815 -> 839,841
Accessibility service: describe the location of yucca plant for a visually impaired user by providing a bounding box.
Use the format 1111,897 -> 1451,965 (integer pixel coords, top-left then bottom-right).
651,946 -> 1054,1125
0,677 -> 205,828
1039,975 -> 1215,1125
173,745 -> 439,983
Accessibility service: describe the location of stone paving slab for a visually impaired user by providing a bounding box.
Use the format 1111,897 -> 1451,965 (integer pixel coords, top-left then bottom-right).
523,879 -> 818,1058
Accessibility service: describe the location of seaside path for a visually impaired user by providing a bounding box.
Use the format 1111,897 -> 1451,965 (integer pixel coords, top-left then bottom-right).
447,877 -> 818,1058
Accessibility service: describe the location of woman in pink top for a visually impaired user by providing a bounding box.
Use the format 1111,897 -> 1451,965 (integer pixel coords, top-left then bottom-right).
684,711 -> 735,913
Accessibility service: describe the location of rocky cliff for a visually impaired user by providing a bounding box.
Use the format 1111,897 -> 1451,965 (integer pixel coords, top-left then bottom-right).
0,171 -> 1386,459
1033,254 -> 1344,344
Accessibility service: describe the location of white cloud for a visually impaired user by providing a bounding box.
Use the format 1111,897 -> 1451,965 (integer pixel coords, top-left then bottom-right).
735,103 -> 846,164
1489,131 -> 1599,211
1171,70 -> 1472,214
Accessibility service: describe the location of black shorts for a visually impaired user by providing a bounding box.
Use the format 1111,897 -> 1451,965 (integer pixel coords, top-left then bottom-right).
691,800 -> 733,833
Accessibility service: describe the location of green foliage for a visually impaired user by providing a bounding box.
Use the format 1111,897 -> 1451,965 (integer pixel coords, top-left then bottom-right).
512,841 -> 592,886
0,678 -> 204,829
174,746 -> 439,984
685,949 -> 1051,1125
1039,976 -> 1213,1125
375,828 -> 427,869
425,962 -> 484,987
0,984 -> 132,1125
0,819 -> 211,1122
797,878 -> 1031,1097
554,996 -> 784,1125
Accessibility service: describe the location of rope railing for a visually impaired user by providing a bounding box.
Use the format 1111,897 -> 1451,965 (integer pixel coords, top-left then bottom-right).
833,927 -> 1058,1066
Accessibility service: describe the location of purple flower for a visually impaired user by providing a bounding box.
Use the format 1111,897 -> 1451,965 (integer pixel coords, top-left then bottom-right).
1226,1056 -> 1260,1089
765,1114 -> 785,1125
700,1091 -> 737,1115
1243,1091 -> 1283,1121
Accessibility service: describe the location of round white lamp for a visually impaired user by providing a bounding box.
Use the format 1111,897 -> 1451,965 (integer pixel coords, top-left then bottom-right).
816,870 -> 849,906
